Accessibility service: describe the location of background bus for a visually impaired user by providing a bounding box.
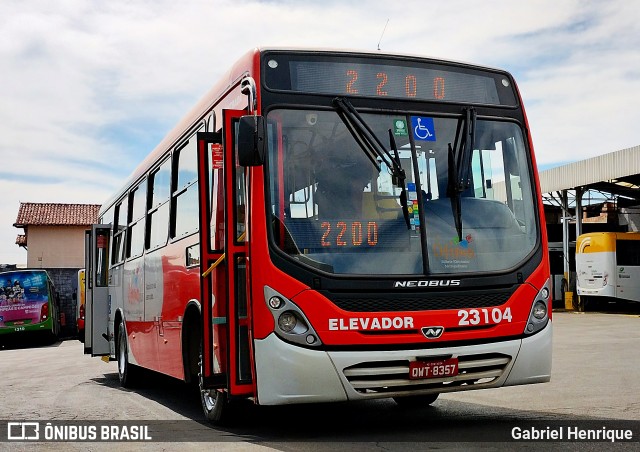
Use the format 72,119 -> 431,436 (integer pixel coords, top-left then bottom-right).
576,232 -> 640,304
84,48 -> 551,423
0,269 -> 61,343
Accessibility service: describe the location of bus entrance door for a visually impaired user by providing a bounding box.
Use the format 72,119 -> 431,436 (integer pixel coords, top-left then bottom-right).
197,109 -> 253,398
84,224 -> 111,356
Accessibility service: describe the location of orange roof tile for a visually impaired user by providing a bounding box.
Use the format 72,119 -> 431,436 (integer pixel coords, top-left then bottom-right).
14,203 -> 101,227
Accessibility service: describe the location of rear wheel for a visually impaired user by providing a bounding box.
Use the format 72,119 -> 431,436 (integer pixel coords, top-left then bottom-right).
117,321 -> 139,387
393,393 -> 439,407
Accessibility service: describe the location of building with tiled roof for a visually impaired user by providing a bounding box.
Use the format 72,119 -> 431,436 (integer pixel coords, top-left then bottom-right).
14,202 -> 100,268
13,202 -> 101,336
14,203 -> 101,228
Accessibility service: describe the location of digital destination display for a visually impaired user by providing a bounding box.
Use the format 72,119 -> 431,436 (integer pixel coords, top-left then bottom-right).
263,53 -> 518,106
284,218 -> 409,250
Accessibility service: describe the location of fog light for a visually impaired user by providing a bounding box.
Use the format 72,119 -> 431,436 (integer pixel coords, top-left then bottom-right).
306,334 -> 317,344
268,296 -> 285,310
278,312 -> 297,332
541,287 -> 550,300
533,301 -> 547,320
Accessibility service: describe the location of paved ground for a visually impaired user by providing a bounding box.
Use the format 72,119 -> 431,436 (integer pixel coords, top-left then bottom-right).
1,309 -> 638,450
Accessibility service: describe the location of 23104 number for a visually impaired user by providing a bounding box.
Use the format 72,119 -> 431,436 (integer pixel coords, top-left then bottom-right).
458,307 -> 512,326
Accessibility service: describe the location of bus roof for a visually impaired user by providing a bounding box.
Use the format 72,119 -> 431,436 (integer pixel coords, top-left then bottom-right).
578,231 -> 640,240
99,47 -> 514,217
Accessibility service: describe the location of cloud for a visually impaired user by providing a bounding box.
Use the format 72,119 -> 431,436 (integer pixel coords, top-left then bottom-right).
0,0 -> 639,263
513,2 -> 640,160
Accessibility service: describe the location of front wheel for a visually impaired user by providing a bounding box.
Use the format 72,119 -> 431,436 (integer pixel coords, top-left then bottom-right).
393,393 -> 439,407
199,345 -> 228,423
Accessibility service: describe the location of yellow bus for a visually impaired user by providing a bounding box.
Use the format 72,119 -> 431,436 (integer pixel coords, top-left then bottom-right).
76,269 -> 86,342
576,232 -> 640,304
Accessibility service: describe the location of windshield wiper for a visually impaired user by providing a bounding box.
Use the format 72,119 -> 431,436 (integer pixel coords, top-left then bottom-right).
447,107 -> 477,242
388,130 -> 411,229
333,97 -> 410,229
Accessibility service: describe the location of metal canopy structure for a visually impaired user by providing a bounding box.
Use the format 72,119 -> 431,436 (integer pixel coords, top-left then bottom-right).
540,145 -> 640,197
538,145 -> 640,301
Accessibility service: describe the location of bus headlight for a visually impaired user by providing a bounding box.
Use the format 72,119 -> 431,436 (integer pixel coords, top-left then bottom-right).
532,301 -> 547,320
264,286 -> 323,347
278,311 -> 298,332
524,279 -> 551,335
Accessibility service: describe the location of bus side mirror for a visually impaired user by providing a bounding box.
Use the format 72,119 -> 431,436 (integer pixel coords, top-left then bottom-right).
238,115 -> 266,166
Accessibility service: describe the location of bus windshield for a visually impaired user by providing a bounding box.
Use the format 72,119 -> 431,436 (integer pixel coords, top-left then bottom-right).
267,108 -> 538,275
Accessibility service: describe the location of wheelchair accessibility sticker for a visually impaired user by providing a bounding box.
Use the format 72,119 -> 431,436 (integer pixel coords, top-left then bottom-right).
411,116 -> 436,141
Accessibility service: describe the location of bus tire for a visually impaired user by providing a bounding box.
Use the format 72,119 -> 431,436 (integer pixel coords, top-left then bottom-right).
393,393 -> 439,407
199,344 -> 228,423
117,320 -> 139,388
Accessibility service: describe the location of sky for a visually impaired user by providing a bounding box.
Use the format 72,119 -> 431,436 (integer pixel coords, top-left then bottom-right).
1,0 -> 639,265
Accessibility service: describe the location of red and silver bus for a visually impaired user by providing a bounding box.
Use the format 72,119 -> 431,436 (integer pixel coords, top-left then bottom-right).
84,48 -> 551,422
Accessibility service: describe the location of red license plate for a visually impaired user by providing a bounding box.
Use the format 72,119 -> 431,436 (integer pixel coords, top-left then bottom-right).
409,358 -> 459,380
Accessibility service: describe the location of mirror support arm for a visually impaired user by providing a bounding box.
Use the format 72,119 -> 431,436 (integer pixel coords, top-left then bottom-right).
241,77 -> 257,114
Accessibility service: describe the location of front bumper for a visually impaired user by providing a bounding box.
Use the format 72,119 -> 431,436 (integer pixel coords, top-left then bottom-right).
254,321 -> 552,405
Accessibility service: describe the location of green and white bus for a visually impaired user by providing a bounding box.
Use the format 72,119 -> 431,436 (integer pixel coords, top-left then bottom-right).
0,270 -> 61,342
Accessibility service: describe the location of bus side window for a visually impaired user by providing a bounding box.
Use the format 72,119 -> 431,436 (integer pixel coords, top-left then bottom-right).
112,198 -> 128,265
210,132 -> 224,250
171,127 -> 203,239
101,207 -> 114,228
617,239 -> 640,265
95,228 -> 110,286
147,158 -> 171,250
127,182 -> 147,258
100,206 -> 115,267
